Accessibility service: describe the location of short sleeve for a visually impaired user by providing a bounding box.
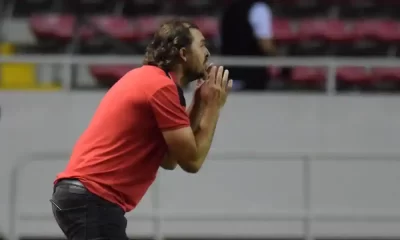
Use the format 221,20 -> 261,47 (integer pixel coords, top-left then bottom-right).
149,84 -> 190,131
248,2 -> 273,39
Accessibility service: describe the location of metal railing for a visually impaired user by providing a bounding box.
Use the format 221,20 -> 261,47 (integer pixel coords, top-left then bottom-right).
1,55 -> 400,94
7,151 -> 400,240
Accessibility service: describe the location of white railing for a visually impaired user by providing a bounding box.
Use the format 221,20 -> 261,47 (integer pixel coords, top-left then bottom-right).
8,151 -> 400,240
1,55 -> 400,94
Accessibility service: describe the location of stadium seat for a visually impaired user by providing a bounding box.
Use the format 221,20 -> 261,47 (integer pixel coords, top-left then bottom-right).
350,19 -> 399,56
273,19 -> 297,43
90,65 -> 137,88
192,16 -> 219,51
91,16 -> 139,40
192,16 -> 218,39
298,19 -> 351,41
80,16 -> 139,53
336,67 -> 372,90
294,19 -> 351,56
353,19 -> 399,42
290,67 -> 327,89
29,14 -> 75,52
135,15 -> 173,52
371,67 -> 400,90
272,19 -> 297,55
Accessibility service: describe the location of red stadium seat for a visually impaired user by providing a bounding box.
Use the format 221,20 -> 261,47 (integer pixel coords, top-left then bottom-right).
29,14 -> 75,42
74,16 -> 139,54
371,68 -> 400,90
291,67 -> 326,88
88,16 -> 140,42
268,66 -> 281,80
136,16 -> 172,40
193,16 -> 219,51
90,65 -> 137,87
192,16 -> 219,39
352,19 -> 400,42
371,68 -> 400,80
336,67 -> 372,89
272,19 -> 297,43
295,19 -> 352,55
347,19 -> 399,56
297,19 -> 352,42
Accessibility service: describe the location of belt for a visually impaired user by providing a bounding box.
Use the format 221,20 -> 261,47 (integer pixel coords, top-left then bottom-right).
56,178 -> 85,188
54,178 -> 88,195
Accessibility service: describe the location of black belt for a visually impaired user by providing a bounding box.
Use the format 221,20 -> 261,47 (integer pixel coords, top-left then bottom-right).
56,178 -> 86,189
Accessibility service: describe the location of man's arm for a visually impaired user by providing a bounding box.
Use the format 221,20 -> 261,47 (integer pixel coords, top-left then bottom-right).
150,83 -> 219,173
248,2 -> 277,55
161,104 -> 219,173
150,67 -> 227,173
186,94 -> 204,133
160,152 -> 177,170
160,101 -> 201,170
160,84 -> 204,170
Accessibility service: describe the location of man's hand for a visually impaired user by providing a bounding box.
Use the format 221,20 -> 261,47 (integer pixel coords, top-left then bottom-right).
201,66 -> 233,109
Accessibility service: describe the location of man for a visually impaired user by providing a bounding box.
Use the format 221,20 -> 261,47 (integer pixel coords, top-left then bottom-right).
50,19 -> 232,240
220,0 -> 276,90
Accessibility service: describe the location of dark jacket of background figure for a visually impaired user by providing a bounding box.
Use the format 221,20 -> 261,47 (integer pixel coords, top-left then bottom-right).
220,0 -> 272,90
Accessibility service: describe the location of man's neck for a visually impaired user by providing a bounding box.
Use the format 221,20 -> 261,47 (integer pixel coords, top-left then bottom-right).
169,68 -> 185,87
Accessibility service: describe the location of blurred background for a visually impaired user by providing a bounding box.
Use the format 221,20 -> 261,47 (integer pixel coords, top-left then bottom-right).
1,0 -> 400,240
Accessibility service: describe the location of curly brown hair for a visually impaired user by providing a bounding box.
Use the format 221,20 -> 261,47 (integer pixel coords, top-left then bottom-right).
143,18 -> 199,72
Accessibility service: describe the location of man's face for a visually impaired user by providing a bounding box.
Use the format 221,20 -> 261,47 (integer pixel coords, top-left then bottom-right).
183,28 -> 210,81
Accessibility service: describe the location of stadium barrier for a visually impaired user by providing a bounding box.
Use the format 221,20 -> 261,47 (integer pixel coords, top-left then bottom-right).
8,151 -> 400,240
1,55 -> 400,94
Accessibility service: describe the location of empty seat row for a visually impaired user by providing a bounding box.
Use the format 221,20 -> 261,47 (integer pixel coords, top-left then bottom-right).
30,15 -> 400,46
274,19 -> 400,43
90,65 -> 400,90
277,66 -> 400,90
29,14 -> 219,53
12,0 -> 400,17
29,15 -> 218,42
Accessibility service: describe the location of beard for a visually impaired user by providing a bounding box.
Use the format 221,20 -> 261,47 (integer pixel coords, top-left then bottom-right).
183,66 -> 206,83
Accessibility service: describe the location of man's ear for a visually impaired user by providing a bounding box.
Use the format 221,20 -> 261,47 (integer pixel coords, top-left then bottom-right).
179,48 -> 187,62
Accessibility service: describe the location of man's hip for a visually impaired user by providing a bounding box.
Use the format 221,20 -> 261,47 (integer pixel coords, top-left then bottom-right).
51,178 -> 128,240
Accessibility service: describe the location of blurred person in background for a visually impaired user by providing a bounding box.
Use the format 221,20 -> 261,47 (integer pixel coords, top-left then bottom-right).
220,0 -> 276,91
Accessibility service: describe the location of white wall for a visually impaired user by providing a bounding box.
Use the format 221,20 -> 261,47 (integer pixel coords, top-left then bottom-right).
1,92 -> 400,238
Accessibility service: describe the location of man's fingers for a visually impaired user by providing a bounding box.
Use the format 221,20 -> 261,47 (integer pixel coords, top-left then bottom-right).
226,79 -> 233,92
215,66 -> 224,86
222,69 -> 229,89
206,63 -> 214,72
203,63 -> 213,80
208,66 -> 217,83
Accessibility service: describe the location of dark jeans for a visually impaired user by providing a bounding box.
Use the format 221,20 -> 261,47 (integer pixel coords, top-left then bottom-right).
50,179 -> 128,240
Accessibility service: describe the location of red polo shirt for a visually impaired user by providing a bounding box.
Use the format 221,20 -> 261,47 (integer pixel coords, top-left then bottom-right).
55,65 -> 190,212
